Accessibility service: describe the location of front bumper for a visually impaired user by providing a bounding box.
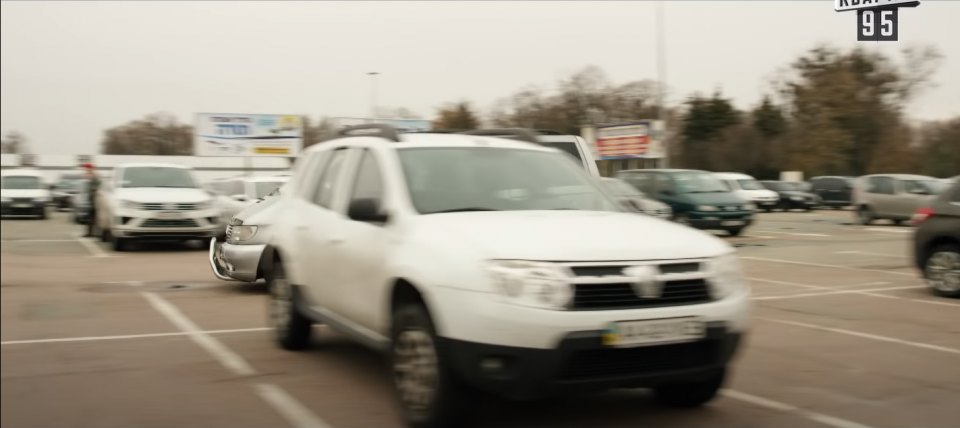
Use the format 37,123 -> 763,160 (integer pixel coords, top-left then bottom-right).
209,238 -> 266,282
687,212 -> 753,230
442,325 -> 742,400
109,209 -> 221,239
1,201 -> 45,215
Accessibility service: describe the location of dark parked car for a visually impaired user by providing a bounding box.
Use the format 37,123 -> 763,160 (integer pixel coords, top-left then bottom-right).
912,181 -> 960,297
50,173 -> 85,210
760,180 -> 821,211
809,176 -> 854,209
70,178 -> 92,224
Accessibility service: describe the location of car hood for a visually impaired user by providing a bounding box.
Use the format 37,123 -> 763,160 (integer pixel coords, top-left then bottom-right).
112,188 -> 212,204
2,189 -> 50,199
781,190 -> 817,198
734,189 -> 779,200
234,197 -> 282,224
409,210 -> 731,261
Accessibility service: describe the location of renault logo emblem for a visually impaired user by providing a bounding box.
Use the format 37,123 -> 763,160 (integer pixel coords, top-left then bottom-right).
622,265 -> 663,298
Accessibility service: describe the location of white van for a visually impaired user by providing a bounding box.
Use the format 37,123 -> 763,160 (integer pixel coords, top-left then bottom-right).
714,172 -> 780,212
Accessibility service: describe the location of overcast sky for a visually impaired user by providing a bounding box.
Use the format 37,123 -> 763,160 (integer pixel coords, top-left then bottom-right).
2,0 -> 958,154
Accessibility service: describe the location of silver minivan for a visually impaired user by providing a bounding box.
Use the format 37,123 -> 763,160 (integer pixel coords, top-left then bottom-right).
853,174 -> 949,225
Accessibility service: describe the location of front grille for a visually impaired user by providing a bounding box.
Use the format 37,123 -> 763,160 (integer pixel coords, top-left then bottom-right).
12,198 -> 34,203
141,219 -> 198,228
572,279 -> 712,310
570,263 -> 700,278
141,203 -> 198,211
559,340 -> 718,380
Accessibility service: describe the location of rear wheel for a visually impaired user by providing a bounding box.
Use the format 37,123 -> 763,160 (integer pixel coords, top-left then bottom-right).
654,369 -> 726,408
857,206 -> 874,225
726,227 -> 744,237
112,236 -> 127,252
392,303 -> 470,428
924,244 -> 960,298
269,259 -> 313,350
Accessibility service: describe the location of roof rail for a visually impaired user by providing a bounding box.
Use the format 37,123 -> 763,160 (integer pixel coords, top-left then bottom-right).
336,124 -> 401,142
458,128 -> 540,144
534,129 -> 564,135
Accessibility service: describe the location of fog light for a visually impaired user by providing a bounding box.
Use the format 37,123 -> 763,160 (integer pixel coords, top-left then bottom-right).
480,357 -> 505,373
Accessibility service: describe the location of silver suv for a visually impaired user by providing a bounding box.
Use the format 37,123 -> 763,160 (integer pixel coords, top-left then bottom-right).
853,174 -> 949,225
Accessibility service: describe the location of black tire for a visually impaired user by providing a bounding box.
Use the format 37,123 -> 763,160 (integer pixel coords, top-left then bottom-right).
112,236 -> 127,252
38,207 -> 47,220
892,218 -> 904,226
726,227 -> 744,237
923,244 -> 960,298
857,206 -> 874,225
763,207 -> 772,213
268,259 -> 313,350
391,303 -> 470,428
654,368 -> 726,408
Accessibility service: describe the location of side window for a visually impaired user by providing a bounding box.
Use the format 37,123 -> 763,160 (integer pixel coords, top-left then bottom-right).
623,173 -> 648,194
349,150 -> 385,203
866,177 -> 881,194
875,177 -> 895,195
312,149 -> 350,209
654,173 -> 672,194
294,151 -> 331,199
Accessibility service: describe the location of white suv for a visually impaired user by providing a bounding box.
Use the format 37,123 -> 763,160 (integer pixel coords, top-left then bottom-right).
265,126 -> 750,427
96,163 -> 220,251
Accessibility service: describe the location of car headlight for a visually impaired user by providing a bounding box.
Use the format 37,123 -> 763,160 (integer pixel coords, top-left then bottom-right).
118,199 -> 140,210
705,252 -> 747,299
697,205 -> 719,212
228,225 -> 258,243
486,260 -> 574,310
742,203 -> 756,211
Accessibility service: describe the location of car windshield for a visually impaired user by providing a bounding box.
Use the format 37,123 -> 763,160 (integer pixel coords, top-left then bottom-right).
539,142 -> 584,168
397,147 -> 620,214
737,179 -> 765,190
2,176 -> 42,189
672,172 -> 729,193
906,179 -> 947,194
254,181 -> 286,199
120,167 -> 196,188
601,179 -> 643,197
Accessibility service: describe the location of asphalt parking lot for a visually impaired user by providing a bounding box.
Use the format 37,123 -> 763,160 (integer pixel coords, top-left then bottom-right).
2,209 -> 957,428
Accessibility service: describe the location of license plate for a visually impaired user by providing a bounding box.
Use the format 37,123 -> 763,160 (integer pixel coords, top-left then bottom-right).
602,318 -> 706,347
721,220 -> 745,226
156,211 -> 183,219
13,203 -> 31,208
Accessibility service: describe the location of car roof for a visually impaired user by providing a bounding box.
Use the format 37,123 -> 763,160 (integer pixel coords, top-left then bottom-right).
714,172 -> 755,179
860,173 -> 938,180
617,169 -> 706,174
305,133 -> 557,153
115,162 -> 192,169
1,169 -> 44,178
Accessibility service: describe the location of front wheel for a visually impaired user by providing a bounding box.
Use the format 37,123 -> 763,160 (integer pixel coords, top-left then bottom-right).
654,369 -> 726,408
269,259 -> 313,350
392,303 -> 470,428
925,245 -> 960,298
726,227 -> 745,237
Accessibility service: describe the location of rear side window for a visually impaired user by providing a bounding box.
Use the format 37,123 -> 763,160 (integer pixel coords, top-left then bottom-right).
868,177 -> 895,195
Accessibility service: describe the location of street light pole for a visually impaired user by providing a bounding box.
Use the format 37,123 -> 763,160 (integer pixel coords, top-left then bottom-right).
367,72 -> 380,123
656,1 -> 669,168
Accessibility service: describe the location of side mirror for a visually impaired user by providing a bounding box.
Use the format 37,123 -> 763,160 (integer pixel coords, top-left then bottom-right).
231,194 -> 249,202
348,198 -> 388,223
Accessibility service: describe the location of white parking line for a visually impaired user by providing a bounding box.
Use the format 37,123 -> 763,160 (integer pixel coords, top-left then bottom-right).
0,239 -> 79,243
722,389 -> 874,428
758,317 -> 960,355
752,286 -> 923,301
835,250 -> 906,258
75,235 -> 110,258
139,289 -> 332,428
748,277 -> 890,292
742,256 -> 914,276
854,292 -> 960,308
863,228 -> 911,234
0,328 -> 270,346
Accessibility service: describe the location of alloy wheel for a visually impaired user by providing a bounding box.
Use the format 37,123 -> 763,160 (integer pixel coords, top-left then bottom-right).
926,250 -> 960,293
393,329 -> 439,415
270,276 -> 293,337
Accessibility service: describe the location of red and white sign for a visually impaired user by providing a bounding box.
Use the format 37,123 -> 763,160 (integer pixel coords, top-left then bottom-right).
596,123 -> 652,160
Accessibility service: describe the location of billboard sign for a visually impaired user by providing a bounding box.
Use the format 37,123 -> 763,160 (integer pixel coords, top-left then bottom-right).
595,121 -> 664,160
194,113 -> 302,157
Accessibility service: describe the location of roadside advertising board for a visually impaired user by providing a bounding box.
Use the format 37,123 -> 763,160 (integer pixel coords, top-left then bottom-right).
194,113 -> 302,157
595,121 -> 665,160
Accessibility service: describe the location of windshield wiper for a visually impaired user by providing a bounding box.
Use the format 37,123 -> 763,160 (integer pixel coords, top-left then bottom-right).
427,207 -> 501,214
